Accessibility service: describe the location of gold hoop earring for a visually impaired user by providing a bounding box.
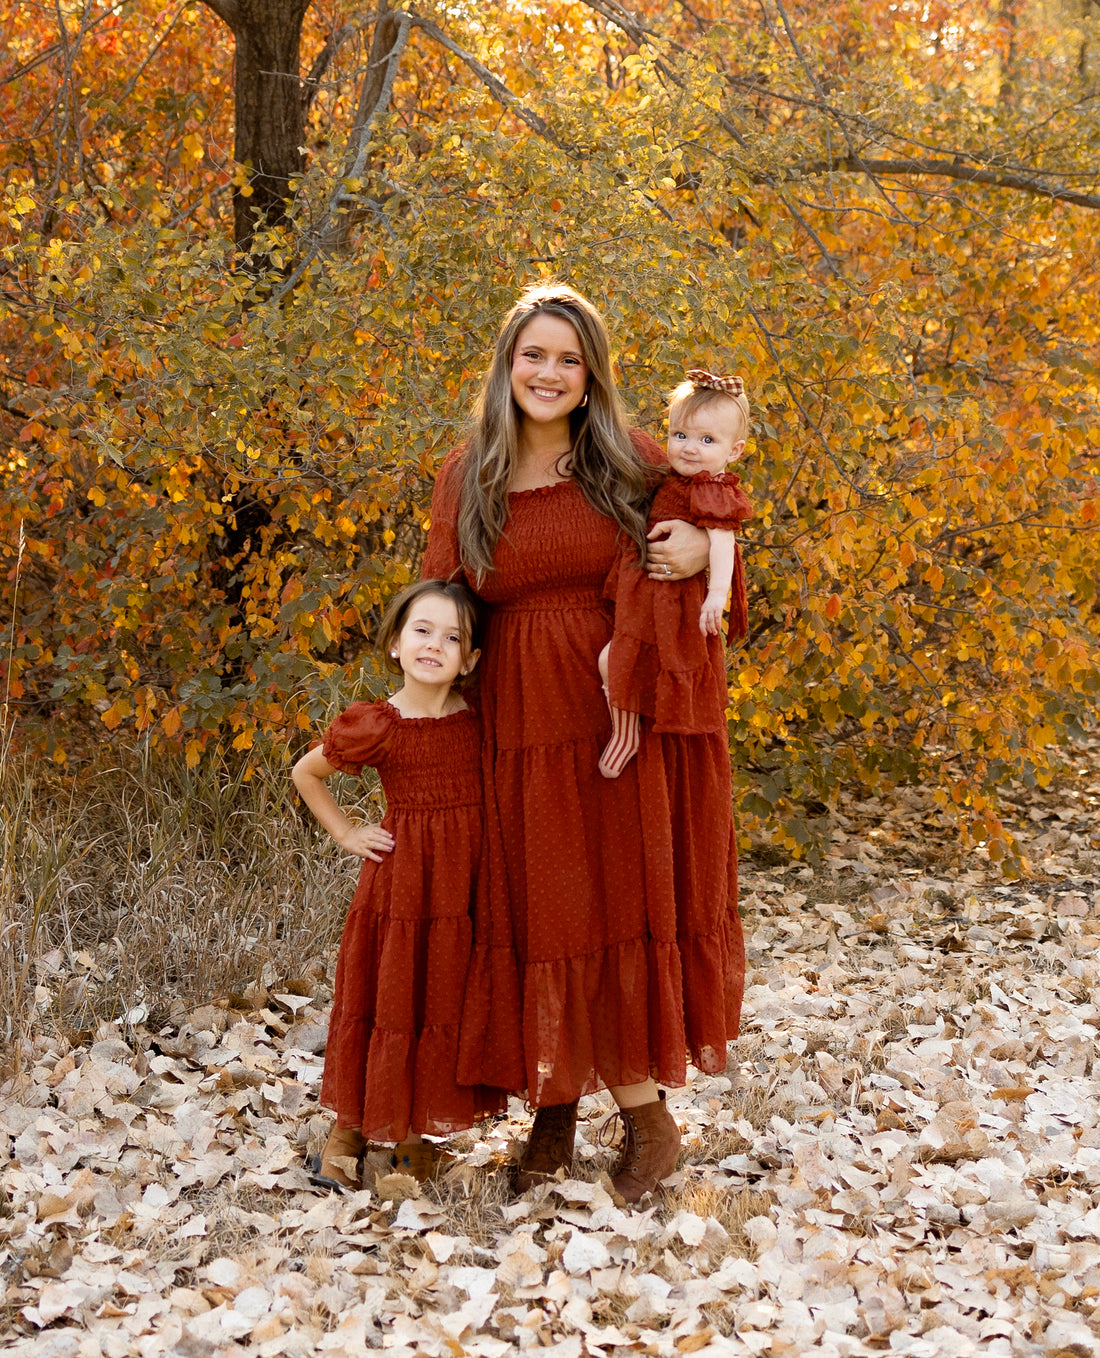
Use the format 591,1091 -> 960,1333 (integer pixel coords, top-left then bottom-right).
580,391 -> 589,407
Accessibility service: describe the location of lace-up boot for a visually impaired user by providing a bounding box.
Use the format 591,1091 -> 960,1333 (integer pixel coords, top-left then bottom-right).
513,1100 -> 579,1192
610,1091 -> 680,1205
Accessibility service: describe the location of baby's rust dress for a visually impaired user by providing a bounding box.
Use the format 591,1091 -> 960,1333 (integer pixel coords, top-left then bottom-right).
605,469 -> 753,733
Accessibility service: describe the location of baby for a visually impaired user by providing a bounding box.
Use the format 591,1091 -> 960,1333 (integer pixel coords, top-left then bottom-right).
598,371 -> 753,777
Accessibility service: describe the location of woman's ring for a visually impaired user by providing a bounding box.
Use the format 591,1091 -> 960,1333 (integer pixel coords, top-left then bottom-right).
663,564 -> 672,575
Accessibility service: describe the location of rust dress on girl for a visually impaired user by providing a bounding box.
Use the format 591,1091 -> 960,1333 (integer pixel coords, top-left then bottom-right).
422,430 -> 748,1107
319,698 -> 505,1140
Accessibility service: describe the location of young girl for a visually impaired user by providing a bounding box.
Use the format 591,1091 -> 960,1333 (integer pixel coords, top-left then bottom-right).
599,371 -> 754,777
292,579 -> 504,1189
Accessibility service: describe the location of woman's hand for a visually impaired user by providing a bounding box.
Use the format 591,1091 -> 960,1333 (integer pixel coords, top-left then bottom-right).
337,822 -> 395,862
646,520 -> 710,581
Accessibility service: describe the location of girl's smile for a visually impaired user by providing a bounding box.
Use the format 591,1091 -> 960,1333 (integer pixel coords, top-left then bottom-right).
393,595 -> 479,693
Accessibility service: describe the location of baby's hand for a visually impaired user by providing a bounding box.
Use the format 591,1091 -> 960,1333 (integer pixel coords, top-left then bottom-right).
700,597 -> 725,636
337,822 -> 395,862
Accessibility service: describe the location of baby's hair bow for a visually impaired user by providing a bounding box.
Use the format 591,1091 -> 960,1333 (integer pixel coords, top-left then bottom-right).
686,369 -> 744,395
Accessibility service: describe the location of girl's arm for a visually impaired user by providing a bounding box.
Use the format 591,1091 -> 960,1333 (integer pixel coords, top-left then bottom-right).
700,529 -> 737,635
645,519 -> 710,580
291,745 -> 395,862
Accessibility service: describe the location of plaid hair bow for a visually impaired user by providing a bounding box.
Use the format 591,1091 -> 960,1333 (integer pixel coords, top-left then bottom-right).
686,370 -> 745,395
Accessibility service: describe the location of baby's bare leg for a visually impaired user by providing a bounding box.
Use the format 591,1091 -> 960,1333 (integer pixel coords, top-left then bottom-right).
597,642 -> 640,777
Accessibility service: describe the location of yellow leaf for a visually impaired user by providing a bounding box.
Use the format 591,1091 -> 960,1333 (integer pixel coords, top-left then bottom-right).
100,700 -> 126,731
181,132 -> 204,167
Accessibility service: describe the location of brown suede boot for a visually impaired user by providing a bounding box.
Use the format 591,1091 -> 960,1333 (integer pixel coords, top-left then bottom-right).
390,1140 -> 455,1182
610,1091 -> 680,1205
513,1100 -> 579,1192
312,1125 -> 365,1191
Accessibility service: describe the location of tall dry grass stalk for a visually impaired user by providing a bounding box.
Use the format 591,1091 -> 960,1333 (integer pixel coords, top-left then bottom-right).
0,740 -> 376,1062
1,517 -> 31,1050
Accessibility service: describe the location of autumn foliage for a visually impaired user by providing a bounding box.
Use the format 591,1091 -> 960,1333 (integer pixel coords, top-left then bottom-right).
2,0 -> 1100,864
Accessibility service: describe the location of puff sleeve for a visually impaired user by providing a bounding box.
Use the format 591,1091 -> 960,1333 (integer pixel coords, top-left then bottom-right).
322,701 -> 396,776
689,474 -> 753,531
421,448 -> 468,582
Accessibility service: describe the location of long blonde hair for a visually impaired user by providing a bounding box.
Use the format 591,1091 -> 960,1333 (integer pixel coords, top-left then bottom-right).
455,284 -> 651,576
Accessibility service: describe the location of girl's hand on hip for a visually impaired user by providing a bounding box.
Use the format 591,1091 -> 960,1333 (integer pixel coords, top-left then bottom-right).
646,520 -> 710,581
338,823 -> 395,861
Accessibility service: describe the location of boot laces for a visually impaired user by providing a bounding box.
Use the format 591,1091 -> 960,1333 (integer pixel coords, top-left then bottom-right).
596,1108 -> 626,1149
597,1106 -> 643,1175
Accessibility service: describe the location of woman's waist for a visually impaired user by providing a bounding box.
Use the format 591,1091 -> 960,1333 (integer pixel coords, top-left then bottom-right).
491,587 -> 608,615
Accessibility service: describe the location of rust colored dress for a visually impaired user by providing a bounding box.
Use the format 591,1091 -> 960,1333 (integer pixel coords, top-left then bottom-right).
422,433 -> 745,1106
318,699 -> 506,1141
605,470 -> 753,735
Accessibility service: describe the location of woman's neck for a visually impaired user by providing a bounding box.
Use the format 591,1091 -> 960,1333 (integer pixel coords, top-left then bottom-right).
515,417 -> 573,485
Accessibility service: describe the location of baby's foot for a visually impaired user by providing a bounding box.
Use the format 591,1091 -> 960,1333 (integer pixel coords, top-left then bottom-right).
599,707 -> 640,778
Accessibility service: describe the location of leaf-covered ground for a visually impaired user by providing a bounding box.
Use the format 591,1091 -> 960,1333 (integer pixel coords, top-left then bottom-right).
3,766 -> 1100,1358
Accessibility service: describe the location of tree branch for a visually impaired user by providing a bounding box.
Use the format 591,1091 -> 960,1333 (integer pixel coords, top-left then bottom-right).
114,3 -> 189,109
1,1 -> 125,86
197,0 -> 240,30
304,18 -> 367,111
272,9 -> 410,299
578,1 -> 1100,214
778,157 -> 1100,210
580,0 -> 685,54
404,12 -> 572,153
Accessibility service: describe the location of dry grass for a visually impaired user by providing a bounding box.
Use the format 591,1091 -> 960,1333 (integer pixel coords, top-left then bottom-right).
0,743 -> 369,1062
676,1179 -> 775,1252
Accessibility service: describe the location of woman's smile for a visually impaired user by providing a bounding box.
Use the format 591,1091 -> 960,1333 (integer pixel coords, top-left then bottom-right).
510,314 -> 589,423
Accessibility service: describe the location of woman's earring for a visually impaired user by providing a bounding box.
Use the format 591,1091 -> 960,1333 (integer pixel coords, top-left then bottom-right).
580,391 -> 589,407
391,651 -> 398,660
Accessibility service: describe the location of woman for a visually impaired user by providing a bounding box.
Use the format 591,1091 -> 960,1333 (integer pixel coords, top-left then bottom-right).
421,284 -> 745,1203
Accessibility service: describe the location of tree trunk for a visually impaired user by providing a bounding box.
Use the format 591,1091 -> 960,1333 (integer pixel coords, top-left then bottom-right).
201,0 -> 313,249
